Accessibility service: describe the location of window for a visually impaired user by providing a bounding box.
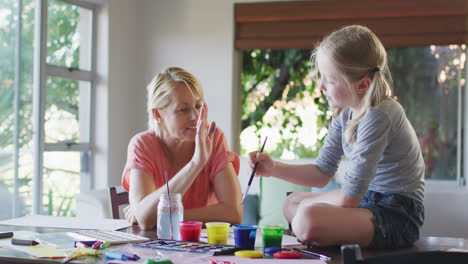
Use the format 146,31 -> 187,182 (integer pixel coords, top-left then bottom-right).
389,45 -> 464,182
0,0 -> 97,219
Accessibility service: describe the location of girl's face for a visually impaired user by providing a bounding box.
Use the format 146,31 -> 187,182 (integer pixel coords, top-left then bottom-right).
157,83 -> 203,142
317,51 -> 356,110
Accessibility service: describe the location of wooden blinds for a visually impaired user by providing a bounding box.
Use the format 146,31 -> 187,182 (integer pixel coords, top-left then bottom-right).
235,0 -> 468,49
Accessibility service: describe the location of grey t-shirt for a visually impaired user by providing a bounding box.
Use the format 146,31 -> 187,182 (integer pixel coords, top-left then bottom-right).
314,99 -> 425,204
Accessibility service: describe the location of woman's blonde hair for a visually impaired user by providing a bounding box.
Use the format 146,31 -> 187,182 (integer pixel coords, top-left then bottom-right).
146,66 -> 204,135
311,25 -> 392,144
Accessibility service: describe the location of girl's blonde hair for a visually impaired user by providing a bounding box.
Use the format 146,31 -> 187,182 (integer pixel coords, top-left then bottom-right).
311,25 -> 392,144
146,66 -> 204,136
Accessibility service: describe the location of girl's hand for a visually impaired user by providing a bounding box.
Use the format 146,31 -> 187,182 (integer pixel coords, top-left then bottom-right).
192,103 -> 215,169
248,151 -> 274,177
123,205 -> 138,225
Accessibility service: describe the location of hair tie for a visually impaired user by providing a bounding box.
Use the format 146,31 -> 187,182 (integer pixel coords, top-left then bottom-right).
371,67 -> 380,74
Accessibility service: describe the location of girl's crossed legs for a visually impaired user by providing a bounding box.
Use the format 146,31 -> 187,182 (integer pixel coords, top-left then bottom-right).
285,190 -> 424,249
285,191 -> 374,247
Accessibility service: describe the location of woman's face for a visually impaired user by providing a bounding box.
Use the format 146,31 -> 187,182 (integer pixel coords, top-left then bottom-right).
317,50 -> 356,109
157,83 -> 203,142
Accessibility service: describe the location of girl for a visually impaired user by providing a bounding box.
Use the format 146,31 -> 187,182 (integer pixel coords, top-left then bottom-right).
249,25 -> 425,248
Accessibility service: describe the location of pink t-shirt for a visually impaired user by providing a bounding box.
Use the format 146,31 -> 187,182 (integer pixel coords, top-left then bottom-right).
121,128 -> 240,209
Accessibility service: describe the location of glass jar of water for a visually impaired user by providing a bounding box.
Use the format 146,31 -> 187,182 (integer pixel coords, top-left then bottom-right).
157,193 -> 183,240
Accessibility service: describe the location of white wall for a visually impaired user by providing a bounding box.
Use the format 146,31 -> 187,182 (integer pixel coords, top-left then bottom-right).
95,0 -> 140,187
96,0 -> 468,238
421,189 -> 468,238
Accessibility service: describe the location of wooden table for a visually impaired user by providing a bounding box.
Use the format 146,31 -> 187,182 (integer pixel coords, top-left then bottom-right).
1,224 -> 467,264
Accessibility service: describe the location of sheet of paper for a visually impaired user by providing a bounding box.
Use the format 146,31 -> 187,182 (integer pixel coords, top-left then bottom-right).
199,228 -> 301,247
0,215 -> 131,231
28,244 -> 66,258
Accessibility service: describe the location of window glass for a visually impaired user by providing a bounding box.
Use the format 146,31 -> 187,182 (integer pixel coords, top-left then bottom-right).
45,77 -> 90,144
43,151 -> 83,216
389,45 -> 465,180
240,50 -> 329,160
0,0 -> 35,219
17,152 -> 34,216
46,0 -> 92,71
0,0 -> 17,219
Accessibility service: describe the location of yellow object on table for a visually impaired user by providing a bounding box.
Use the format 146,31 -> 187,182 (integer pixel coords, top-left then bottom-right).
234,250 -> 263,258
66,248 -> 101,260
28,244 -> 66,258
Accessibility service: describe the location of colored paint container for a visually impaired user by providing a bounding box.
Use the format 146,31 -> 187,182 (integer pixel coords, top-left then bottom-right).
261,225 -> 284,248
233,224 -> 257,250
178,221 -> 203,242
206,222 -> 230,245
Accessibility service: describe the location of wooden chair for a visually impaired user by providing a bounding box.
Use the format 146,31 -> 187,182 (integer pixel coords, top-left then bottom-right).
108,186 -> 129,219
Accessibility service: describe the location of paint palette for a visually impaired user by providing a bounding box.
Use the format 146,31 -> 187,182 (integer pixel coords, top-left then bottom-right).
133,239 -> 240,256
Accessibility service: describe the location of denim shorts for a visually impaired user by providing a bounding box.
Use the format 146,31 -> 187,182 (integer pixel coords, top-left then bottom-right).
359,190 -> 425,249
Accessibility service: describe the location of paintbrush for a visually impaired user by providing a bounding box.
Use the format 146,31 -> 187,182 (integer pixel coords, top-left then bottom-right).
242,136 -> 268,204
164,171 -> 173,240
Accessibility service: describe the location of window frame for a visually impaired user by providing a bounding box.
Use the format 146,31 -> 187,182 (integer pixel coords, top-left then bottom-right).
32,0 -> 97,214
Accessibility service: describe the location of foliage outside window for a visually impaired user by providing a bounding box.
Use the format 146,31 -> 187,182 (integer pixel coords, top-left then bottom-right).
240,50 -> 330,160
240,45 -> 464,181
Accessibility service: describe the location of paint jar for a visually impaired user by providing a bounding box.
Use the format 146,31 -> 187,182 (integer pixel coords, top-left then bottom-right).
261,225 -> 284,248
205,222 -> 230,244
157,193 -> 183,240
178,221 -> 203,242
233,224 -> 257,250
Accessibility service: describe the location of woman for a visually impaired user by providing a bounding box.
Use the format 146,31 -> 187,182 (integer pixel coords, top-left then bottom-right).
122,67 -> 243,229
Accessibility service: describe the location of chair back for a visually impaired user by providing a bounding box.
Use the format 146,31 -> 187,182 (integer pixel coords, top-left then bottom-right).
108,186 -> 129,219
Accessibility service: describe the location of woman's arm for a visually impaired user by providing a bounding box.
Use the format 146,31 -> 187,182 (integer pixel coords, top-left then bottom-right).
127,169 -> 162,230
184,162 -> 243,224
127,160 -> 204,230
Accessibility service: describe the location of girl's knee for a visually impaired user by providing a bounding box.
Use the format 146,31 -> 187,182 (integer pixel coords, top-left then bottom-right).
283,192 -> 309,221
292,204 -> 330,243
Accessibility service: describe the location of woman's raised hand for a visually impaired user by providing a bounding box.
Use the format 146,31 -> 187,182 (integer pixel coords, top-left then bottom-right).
192,103 -> 215,169
248,151 -> 274,177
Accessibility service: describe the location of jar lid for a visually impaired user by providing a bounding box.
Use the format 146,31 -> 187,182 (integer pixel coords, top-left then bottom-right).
263,246 -> 283,254
273,251 -> 302,259
235,250 -> 263,258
